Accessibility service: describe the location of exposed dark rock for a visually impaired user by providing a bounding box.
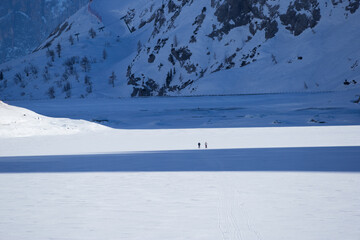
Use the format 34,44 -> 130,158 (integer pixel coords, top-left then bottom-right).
346,0 -> 360,13
168,0 -> 178,13
225,53 -> 237,69
352,95 -> 360,104
189,35 -> 197,43
153,38 -> 169,54
199,68 -> 207,78
151,7 -> 166,38
171,47 -> 192,63
131,78 -> 159,97
128,74 -> 141,86
331,0 -> 341,6
241,61 -> 250,67
184,64 -> 197,73
165,69 -> 174,87
264,20 -> 278,39
212,63 -> 224,73
280,0 -> 321,36
245,36 -> 252,42
145,78 -> 159,92
148,54 -> 156,63
36,21 -> 69,51
193,7 -> 207,26
209,0 -> 279,40
168,54 -> 175,65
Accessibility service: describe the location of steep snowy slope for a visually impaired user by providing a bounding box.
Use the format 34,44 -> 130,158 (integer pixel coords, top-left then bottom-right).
0,0 -> 359,100
0,101 -> 106,137
0,0 -> 88,64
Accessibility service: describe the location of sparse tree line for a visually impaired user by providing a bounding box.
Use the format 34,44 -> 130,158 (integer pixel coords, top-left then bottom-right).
0,25 -> 120,98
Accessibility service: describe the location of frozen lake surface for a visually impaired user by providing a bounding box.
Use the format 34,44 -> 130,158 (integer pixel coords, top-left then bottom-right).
1,92 -> 360,239
7,91 -> 360,129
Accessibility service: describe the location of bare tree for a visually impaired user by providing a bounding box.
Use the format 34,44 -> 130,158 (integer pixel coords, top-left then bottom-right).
14,72 -> 23,84
103,49 -> 107,60
69,35 -> 74,45
42,67 -> 51,82
63,82 -> 71,92
304,82 -> 308,89
80,57 -> 91,72
63,82 -> 71,98
24,66 -> 30,77
86,85 -> 92,94
75,33 -> 80,42
30,64 -> 38,76
89,28 -> 97,38
109,71 -> 116,87
84,75 -> 91,85
271,54 -> 278,64
46,49 -> 55,62
137,40 -> 142,53
173,34 -> 178,47
56,43 -> 62,58
1,80 -> 7,89
84,75 -> 92,93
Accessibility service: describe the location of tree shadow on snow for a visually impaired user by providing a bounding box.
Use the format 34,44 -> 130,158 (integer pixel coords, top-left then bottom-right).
0,147 -> 360,173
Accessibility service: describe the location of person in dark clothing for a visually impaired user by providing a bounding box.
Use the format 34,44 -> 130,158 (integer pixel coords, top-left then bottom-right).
205,142 -> 208,149
198,142 -> 201,149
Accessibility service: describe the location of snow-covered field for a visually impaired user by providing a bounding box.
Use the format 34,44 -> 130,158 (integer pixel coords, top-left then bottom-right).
1,93 -> 360,239
1,149 -> 360,240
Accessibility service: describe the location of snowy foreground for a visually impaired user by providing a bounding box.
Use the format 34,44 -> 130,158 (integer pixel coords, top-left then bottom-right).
1,149 -> 360,240
1,94 -> 360,239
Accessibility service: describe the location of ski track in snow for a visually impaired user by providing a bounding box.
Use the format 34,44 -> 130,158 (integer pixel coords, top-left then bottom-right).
216,159 -> 262,240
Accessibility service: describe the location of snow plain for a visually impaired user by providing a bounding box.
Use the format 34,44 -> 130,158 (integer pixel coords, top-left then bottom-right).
1,92 -> 360,240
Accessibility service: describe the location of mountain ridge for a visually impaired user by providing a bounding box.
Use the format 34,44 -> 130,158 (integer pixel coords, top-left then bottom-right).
0,0 -> 359,100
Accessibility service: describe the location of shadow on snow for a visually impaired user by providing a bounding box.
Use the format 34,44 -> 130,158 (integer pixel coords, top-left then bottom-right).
0,147 -> 359,173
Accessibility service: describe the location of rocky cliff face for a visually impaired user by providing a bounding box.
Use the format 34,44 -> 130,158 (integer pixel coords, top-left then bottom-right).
0,0 -> 87,64
124,0 -> 359,96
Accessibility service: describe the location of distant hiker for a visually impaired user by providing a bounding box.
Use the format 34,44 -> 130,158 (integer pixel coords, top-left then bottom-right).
198,142 -> 201,149
205,142 -> 208,149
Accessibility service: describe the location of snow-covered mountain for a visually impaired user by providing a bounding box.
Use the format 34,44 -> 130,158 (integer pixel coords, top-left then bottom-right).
0,0 -> 88,64
0,0 -> 359,100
